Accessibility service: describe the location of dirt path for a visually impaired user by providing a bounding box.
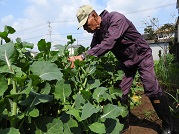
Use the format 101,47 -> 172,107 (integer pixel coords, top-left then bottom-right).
123,94 -> 162,134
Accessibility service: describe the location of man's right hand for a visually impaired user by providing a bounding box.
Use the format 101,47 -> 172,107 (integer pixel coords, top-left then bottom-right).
68,55 -> 83,68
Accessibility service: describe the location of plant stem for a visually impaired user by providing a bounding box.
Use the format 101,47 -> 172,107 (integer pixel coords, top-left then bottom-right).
12,80 -> 17,115
11,80 -> 17,127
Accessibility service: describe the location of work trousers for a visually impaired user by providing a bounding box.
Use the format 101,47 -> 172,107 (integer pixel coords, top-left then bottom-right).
119,54 -> 162,98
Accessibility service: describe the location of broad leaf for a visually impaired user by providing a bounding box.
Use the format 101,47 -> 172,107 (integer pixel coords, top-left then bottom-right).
0,98 -> 6,114
63,116 -> 79,134
81,103 -> 100,120
86,79 -> 100,91
67,109 -> 81,121
30,61 -> 62,80
0,26 -> 15,43
20,91 -> 53,108
101,104 -> 128,119
4,26 -> 16,34
73,93 -> 85,109
86,64 -> 96,75
80,90 -> 92,100
109,87 -> 123,99
40,83 -> 51,94
0,75 -> 8,97
0,128 -> 20,134
34,116 -> 63,134
0,42 -> 18,68
105,118 -> 124,134
60,112 -> 81,134
89,122 -> 106,134
37,39 -> 51,52
54,80 -> 71,102
21,79 -> 33,94
92,87 -> 108,103
22,41 -> 34,49
29,108 -> 39,117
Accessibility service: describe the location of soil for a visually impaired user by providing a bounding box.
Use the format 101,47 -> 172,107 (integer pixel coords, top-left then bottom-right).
122,94 -> 179,134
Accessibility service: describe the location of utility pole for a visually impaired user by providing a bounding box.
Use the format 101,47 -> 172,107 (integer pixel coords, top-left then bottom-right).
47,21 -> 52,42
0,37 -> 2,45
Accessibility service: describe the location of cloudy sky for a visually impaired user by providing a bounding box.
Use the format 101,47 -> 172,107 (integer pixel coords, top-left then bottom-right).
0,0 -> 178,51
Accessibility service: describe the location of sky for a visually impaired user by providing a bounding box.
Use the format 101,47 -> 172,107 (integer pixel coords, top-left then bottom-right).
0,0 -> 178,51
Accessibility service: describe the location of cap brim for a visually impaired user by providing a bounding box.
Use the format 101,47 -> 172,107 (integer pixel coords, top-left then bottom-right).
77,16 -> 88,30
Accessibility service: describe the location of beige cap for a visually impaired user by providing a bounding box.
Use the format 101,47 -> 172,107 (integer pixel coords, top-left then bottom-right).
76,5 -> 93,29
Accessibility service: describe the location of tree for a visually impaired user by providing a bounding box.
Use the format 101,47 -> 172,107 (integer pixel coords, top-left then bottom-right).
143,17 -> 175,55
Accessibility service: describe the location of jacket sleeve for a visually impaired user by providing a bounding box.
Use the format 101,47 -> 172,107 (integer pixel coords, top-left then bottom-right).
86,13 -> 131,57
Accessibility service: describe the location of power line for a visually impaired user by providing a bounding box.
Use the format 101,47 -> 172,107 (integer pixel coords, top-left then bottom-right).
15,22 -> 47,33
15,26 -> 48,36
23,34 -> 47,40
15,2 -> 176,42
124,2 -> 176,15
51,2 -> 176,23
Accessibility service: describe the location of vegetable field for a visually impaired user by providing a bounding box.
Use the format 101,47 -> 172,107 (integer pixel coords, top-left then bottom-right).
0,26 -> 131,134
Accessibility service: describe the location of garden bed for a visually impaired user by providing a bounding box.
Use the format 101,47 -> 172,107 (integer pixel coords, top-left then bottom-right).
123,94 -> 179,134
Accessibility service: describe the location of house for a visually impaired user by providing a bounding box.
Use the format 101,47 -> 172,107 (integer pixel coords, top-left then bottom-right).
68,45 -> 83,55
142,21 -> 175,61
148,42 -> 169,61
143,34 -> 170,61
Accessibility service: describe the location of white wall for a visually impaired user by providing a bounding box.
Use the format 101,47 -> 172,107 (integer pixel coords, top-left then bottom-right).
150,43 -> 168,61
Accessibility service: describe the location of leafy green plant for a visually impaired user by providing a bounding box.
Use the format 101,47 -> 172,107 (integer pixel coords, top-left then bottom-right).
0,26 -> 129,134
165,89 -> 179,118
155,53 -> 179,118
130,73 -> 144,109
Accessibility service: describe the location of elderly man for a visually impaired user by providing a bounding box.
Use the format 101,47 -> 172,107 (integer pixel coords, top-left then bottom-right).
68,5 -> 173,134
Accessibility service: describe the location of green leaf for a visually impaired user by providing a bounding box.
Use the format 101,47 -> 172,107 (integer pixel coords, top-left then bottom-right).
0,98 -> 6,114
0,42 -> 18,68
34,116 -> 63,134
67,35 -> 73,40
4,26 -> 16,34
89,122 -> 106,134
22,41 -> 34,49
40,83 -> 51,94
105,118 -> 124,134
20,91 -> 53,107
86,64 -> 96,75
80,90 -> 92,100
0,65 -> 20,74
0,128 -> 20,134
37,39 -> 51,52
21,79 -> 33,94
73,93 -> 85,109
6,93 -> 25,101
86,79 -> 100,91
63,116 -> 79,134
54,80 -> 71,102
29,108 -> 39,117
92,87 -> 108,103
53,44 -> 65,55
81,103 -> 100,120
61,113 -> 81,134
30,61 -> 63,81
0,31 -> 8,39
101,104 -> 128,119
109,87 -> 123,99
67,109 -> 81,121
0,75 -> 8,97
116,70 -> 124,80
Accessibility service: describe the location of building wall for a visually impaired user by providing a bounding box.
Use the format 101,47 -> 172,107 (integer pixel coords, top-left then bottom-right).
150,43 -> 168,61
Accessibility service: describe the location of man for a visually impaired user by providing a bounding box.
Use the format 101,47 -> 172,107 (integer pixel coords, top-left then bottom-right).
68,4 -> 173,134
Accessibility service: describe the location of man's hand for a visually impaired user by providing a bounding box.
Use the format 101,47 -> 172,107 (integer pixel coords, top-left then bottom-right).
68,55 -> 83,68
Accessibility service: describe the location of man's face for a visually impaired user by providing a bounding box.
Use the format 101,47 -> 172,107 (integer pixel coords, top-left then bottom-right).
83,14 -> 99,33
